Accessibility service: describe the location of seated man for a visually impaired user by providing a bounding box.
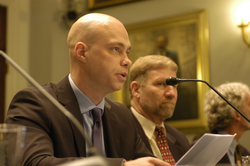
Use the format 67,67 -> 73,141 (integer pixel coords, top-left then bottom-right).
5,13 -> 170,166
193,82 -> 250,166
129,55 -> 190,165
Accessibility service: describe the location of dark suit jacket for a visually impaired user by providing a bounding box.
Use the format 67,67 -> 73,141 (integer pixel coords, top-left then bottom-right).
191,132 -> 250,165
212,131 -> 250,165
6,76 -> 154,166
218,145 -> 250,164
130,110 -> 190,162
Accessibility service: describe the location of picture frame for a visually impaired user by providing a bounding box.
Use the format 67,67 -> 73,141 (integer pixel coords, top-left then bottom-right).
88,0 -> 139,10
113,9 -> 210,133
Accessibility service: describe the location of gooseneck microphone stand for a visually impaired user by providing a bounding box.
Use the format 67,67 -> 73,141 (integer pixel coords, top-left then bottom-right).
166,77 -> 250,123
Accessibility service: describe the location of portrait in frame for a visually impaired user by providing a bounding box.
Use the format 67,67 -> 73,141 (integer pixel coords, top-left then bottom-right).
113,9 -> 210,133
88,0 -> 140,10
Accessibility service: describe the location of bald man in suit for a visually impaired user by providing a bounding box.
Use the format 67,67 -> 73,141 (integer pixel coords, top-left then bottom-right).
6,13 -> 170,166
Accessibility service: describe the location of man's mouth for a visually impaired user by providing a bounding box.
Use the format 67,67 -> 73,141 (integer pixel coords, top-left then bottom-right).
120,73 -> 127,77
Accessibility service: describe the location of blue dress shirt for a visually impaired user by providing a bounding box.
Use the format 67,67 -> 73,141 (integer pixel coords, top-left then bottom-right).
68,74 -> 106,156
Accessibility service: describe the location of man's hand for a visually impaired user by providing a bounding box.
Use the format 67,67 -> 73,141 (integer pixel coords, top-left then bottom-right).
123,157 -> 171,166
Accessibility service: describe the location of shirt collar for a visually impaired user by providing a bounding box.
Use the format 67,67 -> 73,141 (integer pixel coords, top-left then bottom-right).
229,139 -> 237,155
68,74 -> 105,114
131,107 -> 165,139
218,130 -> 237,154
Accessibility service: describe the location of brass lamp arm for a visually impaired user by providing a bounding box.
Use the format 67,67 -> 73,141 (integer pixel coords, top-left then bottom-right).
238,21 -> 250,47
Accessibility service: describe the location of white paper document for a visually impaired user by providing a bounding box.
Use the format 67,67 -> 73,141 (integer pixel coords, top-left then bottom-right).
175,133 -> 236,166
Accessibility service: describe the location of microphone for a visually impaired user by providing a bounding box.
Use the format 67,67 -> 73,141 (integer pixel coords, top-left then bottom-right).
165,77 -> 200,85
0,50 -> 110,166
166,77 -> 250,123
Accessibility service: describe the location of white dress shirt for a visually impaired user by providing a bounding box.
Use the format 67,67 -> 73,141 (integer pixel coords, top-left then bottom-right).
131,107 -> 166,160
218,130 -> 237,166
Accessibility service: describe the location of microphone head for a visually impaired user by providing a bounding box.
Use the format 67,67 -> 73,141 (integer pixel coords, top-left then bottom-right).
166,77 -> 178,86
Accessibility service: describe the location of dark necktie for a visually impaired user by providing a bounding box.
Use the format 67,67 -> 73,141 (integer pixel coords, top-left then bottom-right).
235,142 -> 242,166
92,108 -> 103,153
155,126 -> 176,165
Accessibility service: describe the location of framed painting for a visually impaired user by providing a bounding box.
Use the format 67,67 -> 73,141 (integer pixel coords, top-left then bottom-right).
113,9 -> 210,133
88,0 -> 140,10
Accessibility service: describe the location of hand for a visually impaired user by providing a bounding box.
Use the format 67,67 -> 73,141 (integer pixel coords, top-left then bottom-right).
123,157 -> 171,166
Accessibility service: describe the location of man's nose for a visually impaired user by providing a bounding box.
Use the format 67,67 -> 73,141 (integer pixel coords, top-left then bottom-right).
164,85 -> 177,98
121,56 -> 132,67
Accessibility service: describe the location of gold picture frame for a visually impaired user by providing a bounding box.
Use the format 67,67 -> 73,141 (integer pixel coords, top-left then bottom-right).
88,0 -> 139,10
114,9 -> 210,134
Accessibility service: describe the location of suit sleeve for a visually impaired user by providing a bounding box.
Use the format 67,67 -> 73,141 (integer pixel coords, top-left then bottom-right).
6,88 -> 83,166
6,89 -> 133,166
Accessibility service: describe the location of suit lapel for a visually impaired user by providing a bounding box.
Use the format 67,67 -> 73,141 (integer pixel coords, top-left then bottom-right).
129,110 -> 153,152
165,123 -> 183,161
102,100 -> 120,158
56,76 -> 86,156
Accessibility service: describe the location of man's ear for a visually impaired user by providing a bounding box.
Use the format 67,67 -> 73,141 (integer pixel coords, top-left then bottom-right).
130,81 -> 140,98
234,111 -> 241,122
75,42 -> 87,62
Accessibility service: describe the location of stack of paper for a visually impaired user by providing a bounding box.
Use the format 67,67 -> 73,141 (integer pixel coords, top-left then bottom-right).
176,133 -> 235,166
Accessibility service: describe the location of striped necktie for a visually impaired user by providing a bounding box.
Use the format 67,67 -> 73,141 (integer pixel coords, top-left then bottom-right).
235,142 -> 242,166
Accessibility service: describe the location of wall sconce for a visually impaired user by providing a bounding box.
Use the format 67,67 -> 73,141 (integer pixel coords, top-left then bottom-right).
235,1 -> 250,47
238,21 -> 250,47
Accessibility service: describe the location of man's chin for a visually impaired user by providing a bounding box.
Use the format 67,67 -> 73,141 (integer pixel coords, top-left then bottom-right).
113,84 -> 123,92
160,109 -> 174,119
164,113 -> 174,119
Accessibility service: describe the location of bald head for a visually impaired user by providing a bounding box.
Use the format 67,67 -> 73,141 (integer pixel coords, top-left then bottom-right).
67,13 -> 125,51
67,13 -> 129,71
